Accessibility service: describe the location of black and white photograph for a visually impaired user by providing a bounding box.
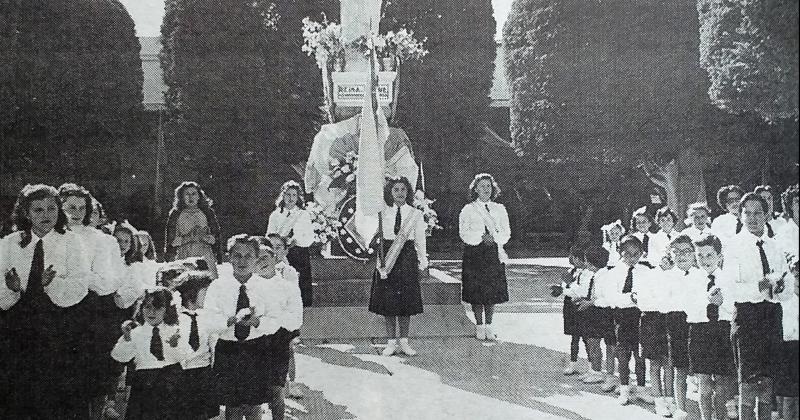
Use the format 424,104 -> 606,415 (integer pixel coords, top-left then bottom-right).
0,0 -> 798,418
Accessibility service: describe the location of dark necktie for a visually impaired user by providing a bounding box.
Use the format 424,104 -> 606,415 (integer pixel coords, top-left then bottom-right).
666,232 -> 672,240
586,275 -> 595,300
736,218 -> 743,234
706,274 -> 719,321
150,326 -> 164,360
235,284 -> 250,341
642,234 -> 649,255
756,240 -> 770,275
622,266 -> 634,293
394,205 -> 401,235
485,204 -> 492,235
27,239 -> 45,297
287,211 -> 294,238
187,312 -> 200,351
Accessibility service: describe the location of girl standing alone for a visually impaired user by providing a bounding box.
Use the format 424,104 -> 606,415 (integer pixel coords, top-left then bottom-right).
459,173 -> 510,341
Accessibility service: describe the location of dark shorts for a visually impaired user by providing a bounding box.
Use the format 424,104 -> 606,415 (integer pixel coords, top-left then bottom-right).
127,364 -> 182,419
576,306 -> 615,341
614,307 -> 641,350
775,340 -> 799,397
688,321 -> 735,376
178,366 -> 220,418
640,311 -> 668,360
213,334 -> 289,406
734,302 -> 783,383
563,297 -> 579,336
666,311 -> 690,369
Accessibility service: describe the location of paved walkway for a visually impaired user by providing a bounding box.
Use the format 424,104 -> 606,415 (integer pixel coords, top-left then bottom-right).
202,259 -> 706,419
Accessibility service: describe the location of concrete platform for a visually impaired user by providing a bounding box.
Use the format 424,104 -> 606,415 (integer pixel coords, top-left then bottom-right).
304,258 -> 474,339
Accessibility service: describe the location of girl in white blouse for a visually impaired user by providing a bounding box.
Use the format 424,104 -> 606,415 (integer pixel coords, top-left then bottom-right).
0,184 -> 90,419
601,220 -> 626,264
368,177 -> 428,357
458,173 -> 510,341
112,287 -> 189,419
266,180 -> 315,307
113,222 -> 151,310
174,270 -> 225,419
59,183 -> 127,416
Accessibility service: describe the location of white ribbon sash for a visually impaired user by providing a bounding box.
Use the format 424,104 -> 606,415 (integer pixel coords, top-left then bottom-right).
377,209 -> 421,279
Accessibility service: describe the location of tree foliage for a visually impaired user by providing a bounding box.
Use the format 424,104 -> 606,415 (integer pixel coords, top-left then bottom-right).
698,0 -> 799,122
381,0 -> 496,194
502,0 -> 798,230
1,0 -> 142,182
160,0 -> 336,235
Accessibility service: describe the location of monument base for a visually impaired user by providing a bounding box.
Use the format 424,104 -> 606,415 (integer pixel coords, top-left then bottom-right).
303,258 -> 474,339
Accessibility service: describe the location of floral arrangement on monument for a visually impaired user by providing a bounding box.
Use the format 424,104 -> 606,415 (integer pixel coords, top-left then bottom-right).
302,16 -> 427,70
328,151 -> 358,191
301,15 -> 345,69
413,190 -> 442,236
326,152 -> 441,236
305,201 -> 343,245
349,29 -> 428,67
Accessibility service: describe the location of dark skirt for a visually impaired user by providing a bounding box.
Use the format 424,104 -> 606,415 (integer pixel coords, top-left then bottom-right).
775,340 -> 799,397
576,306 -> 615,341
126,364 -> 182,420
1,291 -> 87,417
288,245 -> 313,307
640,311 -> 669,360
84,292 -> 127,398
369,240 -> 423,317
733,301 -> 783,383
666,311 -> 690,369
614,307 -> 641,350
563,297 -> 578,336
689,321 -> 735,376
213,334 -> 289,407
460,242 -> 509,305
178,366 -> 220,418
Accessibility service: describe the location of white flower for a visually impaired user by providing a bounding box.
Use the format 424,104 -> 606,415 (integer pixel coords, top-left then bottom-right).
346,173 -> 356,183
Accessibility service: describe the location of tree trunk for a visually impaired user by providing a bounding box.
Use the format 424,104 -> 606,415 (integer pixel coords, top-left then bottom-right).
647,147 -> 707,230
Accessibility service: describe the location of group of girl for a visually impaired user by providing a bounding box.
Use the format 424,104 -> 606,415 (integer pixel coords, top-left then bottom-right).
365,172 -> 512,356
559,183 -> 799,420
0,180 -> 308,420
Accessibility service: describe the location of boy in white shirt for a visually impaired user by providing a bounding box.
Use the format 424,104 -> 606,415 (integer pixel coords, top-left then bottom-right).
727,193 -> 788,420
688,234 -> 736,420
711,185 -> 745,244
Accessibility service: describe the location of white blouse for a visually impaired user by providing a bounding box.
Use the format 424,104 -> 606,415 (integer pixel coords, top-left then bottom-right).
178,308 -> 227,370
459,200 -> 511,263
634,266 -> 679,313
603,241 -> 621,264
0,230 -> 89,310
648,230 -> 675,266
682,267 -> 735,323
780,293 -> 799,341
681,224 -> 712,242
266,208 -> 315,248
204,272 -> 283,341
595,262 -> 654,309
776,220 -> 798,260
111,323 -> 191,370
711,213 -> 739,244
380,204 -> 429,269
725,230 -> 788,304
70,225 -> 122,296
265,263 -> 303,332
114,260 -> 158,309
